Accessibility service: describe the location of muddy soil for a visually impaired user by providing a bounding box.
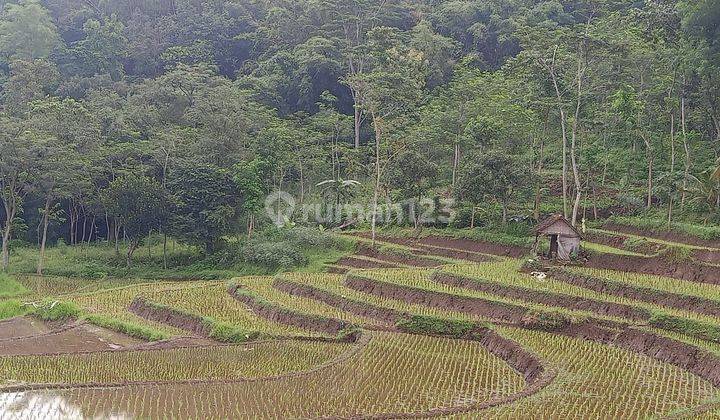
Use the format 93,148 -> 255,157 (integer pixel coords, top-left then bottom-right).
605,223 -> 720,249
584,231 -> 663,256
130,298 -> 211,336
0,317 -> 51,340
692,249 -> 720,265
586,252 -> 720,285
353,234 -> 495,262
355,245 -> 441,268
549,269 -> 720,318
0,323 -> 142,356
333,256 -> 401,270
358,234 -> 527,259
432,272 -> 651,322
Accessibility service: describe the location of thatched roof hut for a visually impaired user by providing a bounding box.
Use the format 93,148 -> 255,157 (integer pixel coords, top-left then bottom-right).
534,214 -> 582,261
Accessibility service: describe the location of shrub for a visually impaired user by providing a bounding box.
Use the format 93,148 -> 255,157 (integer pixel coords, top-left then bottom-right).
85,315 -> 169,342
33,300 -> 80,321
241,240 -> 307,269
660,246 -> 693,263
0,273 -> 29,298
208,321 -> 259,343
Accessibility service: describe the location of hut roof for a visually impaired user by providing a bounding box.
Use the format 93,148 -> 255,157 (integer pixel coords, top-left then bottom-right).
534,214 -> 582,238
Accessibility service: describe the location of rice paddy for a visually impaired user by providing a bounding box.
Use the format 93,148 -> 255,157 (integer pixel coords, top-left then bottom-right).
2,229 -> 720,418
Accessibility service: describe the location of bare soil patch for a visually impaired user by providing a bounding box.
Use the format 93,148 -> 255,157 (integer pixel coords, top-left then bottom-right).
0,317 -> 51,339
130,297 -> 210,336
345,274 -> 530,324
586,252 -> 720,285
0,323 -> 142,356
355,245 -> 441,268
605,223 -> 720,249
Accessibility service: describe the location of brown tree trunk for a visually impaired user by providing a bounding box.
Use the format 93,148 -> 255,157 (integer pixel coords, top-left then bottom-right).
37,196 -> 52,276
370,110 -> 382,247
681,96 -> 690,206
1,202 -> 15,272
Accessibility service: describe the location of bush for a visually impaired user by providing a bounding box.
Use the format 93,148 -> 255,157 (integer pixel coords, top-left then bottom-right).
208,321 -> 259,343
85,315 -> 169,342
241,240 -> 307,269
0,273 -> 29,298
660,246 -> 693,263
33,300 -> 80,321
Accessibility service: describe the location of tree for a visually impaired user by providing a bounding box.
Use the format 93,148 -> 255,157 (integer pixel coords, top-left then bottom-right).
388,149 -> 438,229
456,151 -> 530,226
351,26 -> 426,244
0,116 -> 35,271
101,175 -> 168,267
168,163 -> 241,252
0,0 -> 59,61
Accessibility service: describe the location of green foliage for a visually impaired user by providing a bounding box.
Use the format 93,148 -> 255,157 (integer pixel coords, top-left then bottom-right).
660,246 -> 693,264
0,272 -> 28,298
32,300 -> 80,321
0,299 -> 28,320
521,310 -> 573,332
208,321 -> 260,343
85,315 -> 169,342
650,314 -> 720,344
168,163 -> 240,253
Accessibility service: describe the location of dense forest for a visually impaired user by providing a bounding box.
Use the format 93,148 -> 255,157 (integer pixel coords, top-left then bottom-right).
0,0 -> 719,273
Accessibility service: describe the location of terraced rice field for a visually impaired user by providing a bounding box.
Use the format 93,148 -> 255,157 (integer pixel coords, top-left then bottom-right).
3,229 -> 720,418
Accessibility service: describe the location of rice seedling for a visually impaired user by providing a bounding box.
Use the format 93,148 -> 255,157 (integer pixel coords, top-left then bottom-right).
0,340 -> 350,387
471,326 -> 720,419
1,331 -> 525,418
138,280 -> 318,337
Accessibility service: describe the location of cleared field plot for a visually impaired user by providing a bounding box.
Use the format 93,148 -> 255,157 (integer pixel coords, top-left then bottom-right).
0,331 -> 527,418
0,324 -> 142,356
0,340 -> 351,388
0,317 -> 50,339
473,327 -> 720,418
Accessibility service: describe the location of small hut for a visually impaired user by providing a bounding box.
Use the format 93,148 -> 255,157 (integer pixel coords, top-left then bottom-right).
534,214 -> 582,261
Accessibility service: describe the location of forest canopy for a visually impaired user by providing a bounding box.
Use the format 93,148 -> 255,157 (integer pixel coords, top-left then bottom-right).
1,0 -> 720,272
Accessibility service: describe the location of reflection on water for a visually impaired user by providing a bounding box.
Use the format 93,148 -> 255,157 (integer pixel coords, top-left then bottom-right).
0,392 -> 130,420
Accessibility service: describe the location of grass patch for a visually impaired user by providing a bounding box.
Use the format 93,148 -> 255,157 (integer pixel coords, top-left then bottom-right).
650,314 -> 720,343
85,315 -> 170,342
0,299 -> 28,320
207,321 -> 260,343
32,300 -> 81,321
0,272 -> 29,298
